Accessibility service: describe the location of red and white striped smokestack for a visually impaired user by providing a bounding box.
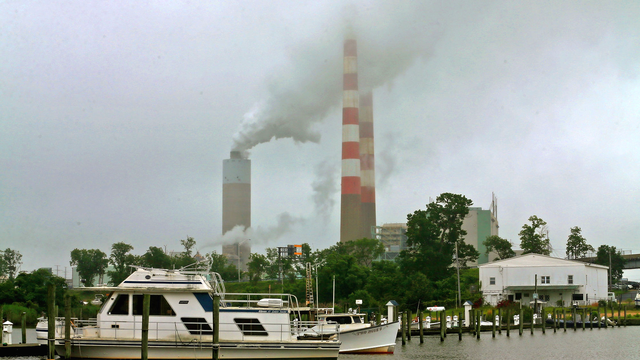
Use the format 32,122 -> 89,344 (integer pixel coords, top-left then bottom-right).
340,37 -> 361,243
359,91 -> 376,239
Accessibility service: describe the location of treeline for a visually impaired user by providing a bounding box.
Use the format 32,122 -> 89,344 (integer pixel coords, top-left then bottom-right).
70,237 -> 241,287
482,215 -> 626,281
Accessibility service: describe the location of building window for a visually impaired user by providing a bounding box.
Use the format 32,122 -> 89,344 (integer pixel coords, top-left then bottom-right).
515,293 -> 522,300
490,277 -> 496,285
568,275 -> 573,284
541,276 -> 550,284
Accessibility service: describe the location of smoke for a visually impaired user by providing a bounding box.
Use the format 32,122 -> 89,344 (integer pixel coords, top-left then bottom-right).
230,1 -> 449,152
216,212 -> 305,246
311,158 -> 340,222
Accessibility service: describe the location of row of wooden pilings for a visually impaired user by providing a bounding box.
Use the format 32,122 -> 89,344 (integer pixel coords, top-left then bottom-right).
44,284 -> 222,360
397,304 -> 630,345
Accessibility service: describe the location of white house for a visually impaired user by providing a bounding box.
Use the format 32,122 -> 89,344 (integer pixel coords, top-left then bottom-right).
479,254 -> 609,307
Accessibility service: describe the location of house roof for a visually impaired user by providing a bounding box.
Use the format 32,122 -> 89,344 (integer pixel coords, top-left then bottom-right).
478,253 -> 609,270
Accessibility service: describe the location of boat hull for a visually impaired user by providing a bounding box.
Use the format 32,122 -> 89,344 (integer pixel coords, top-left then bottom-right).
54,339 -> 340,360
337,322 -> 398,354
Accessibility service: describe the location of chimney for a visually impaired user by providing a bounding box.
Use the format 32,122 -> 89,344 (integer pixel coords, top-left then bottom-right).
340,37 -> 362,242
359,91 -> 376,239
222,151 -> 251,271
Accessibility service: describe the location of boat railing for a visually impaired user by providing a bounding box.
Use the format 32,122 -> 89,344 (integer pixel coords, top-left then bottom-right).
222,292 -> 301,314
63,318 -> 336,343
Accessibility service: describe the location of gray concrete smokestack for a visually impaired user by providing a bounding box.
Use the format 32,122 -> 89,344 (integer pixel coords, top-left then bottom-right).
222,151 -> 251,273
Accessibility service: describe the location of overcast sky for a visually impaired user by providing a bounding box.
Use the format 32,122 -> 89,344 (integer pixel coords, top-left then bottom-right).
2,1 -> 639,280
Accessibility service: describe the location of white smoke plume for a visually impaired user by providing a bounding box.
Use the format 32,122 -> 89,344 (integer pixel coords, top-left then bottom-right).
230,1 -> 448,152
311,158 -> 340,222
216,212 -> 305,246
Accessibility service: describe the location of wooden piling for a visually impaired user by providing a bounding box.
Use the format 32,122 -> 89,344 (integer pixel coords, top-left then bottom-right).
506,308 -> 510,337
617,305 -> 621,328
518,308 -> 523,336
401,312 -> 406,345
582,308 -> 586,331
498,308 -> 502,334
563,308 -> 567,332
418,310 -> 424,343
212,294 -> 220,360
47,282 -> 55,359
65,294 -> 71,359
440,312 -> 445,342
141,293 -> 150,360
476,309 -> 480,339
407,310 -> 412,341
21,311 -> 27,344
604,306 -> 608,328
541,306 -> 545,334
376,312 -> 381,327
597,307 -> 601,329
624,305 -> 627,326
458,311 -> 462,341
553,308 -> 556,333
492,309 -> 496,338
572,307 -> 577,331
530,308 -> 534,335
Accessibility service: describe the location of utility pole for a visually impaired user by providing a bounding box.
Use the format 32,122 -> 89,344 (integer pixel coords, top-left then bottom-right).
456,241 -> 462,308
609,248 -> 612,290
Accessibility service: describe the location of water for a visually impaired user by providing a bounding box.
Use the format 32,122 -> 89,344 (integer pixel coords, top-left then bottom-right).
5,327 -> 640,359
343,326 -> 640,360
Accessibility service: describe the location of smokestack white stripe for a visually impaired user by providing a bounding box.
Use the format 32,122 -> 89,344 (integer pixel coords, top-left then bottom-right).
342,124 -> 360,142
341,159 -> 361,177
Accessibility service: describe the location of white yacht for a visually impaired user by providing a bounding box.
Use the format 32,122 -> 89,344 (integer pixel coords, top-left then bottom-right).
300,311 -> 398,354
52,263 -> 340,359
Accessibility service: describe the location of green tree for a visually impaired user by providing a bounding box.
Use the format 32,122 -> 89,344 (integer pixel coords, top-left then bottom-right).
343,238 -> 385,267
595,245 -> 626,283
12,269 -> 67,313
1,248 -> 23,280
316,244 -> 369,302
180,236 -> 196,257
364,260 -> 403,308
174,237 -> 197,268
140,246 -> 172,269
247,253 -> 269,284
399,193 -> 478,282
483,235 -> 516,261
208,251 -> 239,281
519,215 -> 552,255
108,242 -> 136,285
565,226 -> 594,259
70,249 -> 108,287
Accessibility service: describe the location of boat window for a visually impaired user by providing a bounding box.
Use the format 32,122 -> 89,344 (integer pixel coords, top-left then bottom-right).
234,318 -> 268,336
181,317 -> 213,335
353,316 -> 362,323
132,295 -> 176,316
326,316 -> 353,325
108,294 -> 129,315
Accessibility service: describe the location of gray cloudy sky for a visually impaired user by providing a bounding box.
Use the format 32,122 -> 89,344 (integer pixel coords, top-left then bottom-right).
2,1 -> 639,280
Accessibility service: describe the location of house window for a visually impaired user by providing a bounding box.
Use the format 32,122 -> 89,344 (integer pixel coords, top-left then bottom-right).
568,275 -> 573,284
490,277 -> 496,285
515,293 -> 522,300
541,276 -> 550,284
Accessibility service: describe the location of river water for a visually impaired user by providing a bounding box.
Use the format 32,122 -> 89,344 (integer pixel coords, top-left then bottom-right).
7,327 -> 640,359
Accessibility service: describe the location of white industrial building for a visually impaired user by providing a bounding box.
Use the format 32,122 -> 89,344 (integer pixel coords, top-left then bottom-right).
479,254 -> 609,307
